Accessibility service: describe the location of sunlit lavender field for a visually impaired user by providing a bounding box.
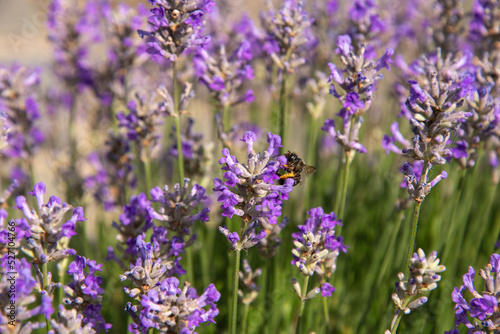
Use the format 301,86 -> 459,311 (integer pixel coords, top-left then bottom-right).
1,0 -> 499,333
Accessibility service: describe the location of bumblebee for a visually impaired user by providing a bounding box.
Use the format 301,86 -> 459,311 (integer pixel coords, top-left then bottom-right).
278,151 -> 317,186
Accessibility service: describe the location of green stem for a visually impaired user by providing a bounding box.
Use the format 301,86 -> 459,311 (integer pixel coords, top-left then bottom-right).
337,152 -> 353,223
241,303 -> 249,334
186,246 -> 194,285
231,250 -> 241,334
295,275 -> 310,334
406,201 -> 422,278
322,296 -> 330,329
390,310 -> 404,334
143,158 -> 152,195
278,70 -> 288,154
172,62 -> 185,184
223,104 -> 230,133
405,160 -> 430,277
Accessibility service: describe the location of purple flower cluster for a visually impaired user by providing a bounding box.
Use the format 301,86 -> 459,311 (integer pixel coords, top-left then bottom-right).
116,93 -> 164,162
469,0 -> 500,55
99,3 -> 148,103
384,49 -> 473,201
122,239 -> 220,333
107,193 -> 154,268
148,179 -> 209,239
138,0 -> 215,62
138,277 -> 220,333
47,0 -> 101,93
63,256 -> 111,332
451,253 -> 500,332
323,34 -> 393,155
194,40 -> 255,109
213,131 -> 293,224
0,65 -> 44,160
49,305 -> 97,334
85,133 -> 136,210
15,182 -> 86,265
346,0 -> 389,59
386,249 -> 446,333
260,0 -> 314,71
291,208 -> 346,283
0,257 -> 54,333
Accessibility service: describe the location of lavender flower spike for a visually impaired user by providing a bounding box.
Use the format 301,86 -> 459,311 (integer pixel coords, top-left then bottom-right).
260,0 -> 314,71
291,207 -> 347,301
386,249 -> 446,333
0,257 -> 54,333
15,182 -> 85,265
148,179 -> 209,239
137,277 -> 221,333
451,253 -> 500,332
138,0 -> 215,62
64,256 -> 111,332
213,131 -> 294,225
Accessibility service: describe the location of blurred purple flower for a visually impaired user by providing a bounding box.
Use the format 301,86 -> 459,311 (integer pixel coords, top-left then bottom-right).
138,0 -> 215,62
0,257 -> 54,332
64,256 -> 111,332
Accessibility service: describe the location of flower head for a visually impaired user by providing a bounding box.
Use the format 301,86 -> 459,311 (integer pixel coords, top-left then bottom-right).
451,253 -> 500,332
138,0 -> 215,62
64,256 -> 111,332
15,182 -> 85,264
213,131 -> 293,224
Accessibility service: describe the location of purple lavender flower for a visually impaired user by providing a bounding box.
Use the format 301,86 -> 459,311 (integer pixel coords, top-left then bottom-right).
260,0 -> 315,71
148,179 -> 209,239
323,34 -> 393,155
85,133 -> 136,210
108,193 -> 153,268
0,257 -> 54,333
50,305 -> 97,334
386,249 -> 446,333
124,249 -> 220,334
138,0 -> 215,62
290,207 -> 346,303
193,39 -> 255,109
213,131 -> 293,224
291,207 -> 346,280
47,0 -> 98,93
384,49 -> 473,201
451,253 -> 500,332
64,256 -> 111,332
346,0 -> 389,59
238,259 -> 262,305
469,0 -> 500,55
116,93 -> 164,162
15,182 -> 85,264
98,3 -> 148,104
138,277 -> 220,332
0,65 -> 44,159
121,237 -> 168,300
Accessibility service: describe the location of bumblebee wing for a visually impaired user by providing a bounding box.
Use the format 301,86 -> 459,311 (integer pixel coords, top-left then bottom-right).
303,165 -> 317,176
